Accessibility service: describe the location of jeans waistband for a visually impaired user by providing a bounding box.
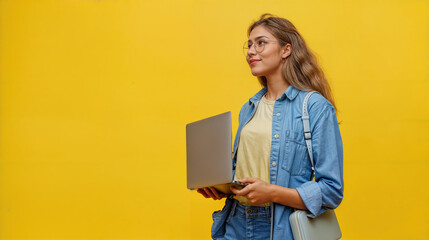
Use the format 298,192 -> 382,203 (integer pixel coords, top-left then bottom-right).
227,198 -> 271,221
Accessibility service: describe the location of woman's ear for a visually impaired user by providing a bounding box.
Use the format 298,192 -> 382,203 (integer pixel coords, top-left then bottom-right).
282,43 -> 292,59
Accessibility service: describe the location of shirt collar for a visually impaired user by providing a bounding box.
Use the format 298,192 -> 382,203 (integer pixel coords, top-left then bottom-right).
248,87 -> 268,104
249,85 -> 301,103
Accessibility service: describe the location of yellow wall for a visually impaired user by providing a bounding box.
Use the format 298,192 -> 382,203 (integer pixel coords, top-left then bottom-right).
1,0 -> 428,239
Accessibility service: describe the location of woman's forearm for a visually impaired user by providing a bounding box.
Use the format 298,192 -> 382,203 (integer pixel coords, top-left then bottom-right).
269,184 -> 308,210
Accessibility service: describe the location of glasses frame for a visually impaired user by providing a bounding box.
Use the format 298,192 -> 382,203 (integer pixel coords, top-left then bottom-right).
243,38 -> 279,56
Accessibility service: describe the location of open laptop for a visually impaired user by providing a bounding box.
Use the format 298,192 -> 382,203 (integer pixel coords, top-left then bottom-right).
186,111 -> 247,194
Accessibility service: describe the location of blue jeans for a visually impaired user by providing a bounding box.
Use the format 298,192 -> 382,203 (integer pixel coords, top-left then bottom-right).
212,198 -> 271,240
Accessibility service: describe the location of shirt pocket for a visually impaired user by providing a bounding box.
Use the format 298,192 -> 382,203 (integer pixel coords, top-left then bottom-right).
280,131 -> 310,176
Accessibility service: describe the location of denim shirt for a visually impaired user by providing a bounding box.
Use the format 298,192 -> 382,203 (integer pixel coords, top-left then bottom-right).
231,85 -> 344,240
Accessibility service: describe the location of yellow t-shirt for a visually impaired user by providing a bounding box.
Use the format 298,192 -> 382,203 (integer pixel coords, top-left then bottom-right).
233,94 -> 275,206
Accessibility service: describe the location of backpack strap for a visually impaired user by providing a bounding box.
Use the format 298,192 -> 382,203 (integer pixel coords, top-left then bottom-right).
302,91 -> 317,180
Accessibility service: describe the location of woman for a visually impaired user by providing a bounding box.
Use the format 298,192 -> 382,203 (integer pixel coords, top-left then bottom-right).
197,13 -> 344,240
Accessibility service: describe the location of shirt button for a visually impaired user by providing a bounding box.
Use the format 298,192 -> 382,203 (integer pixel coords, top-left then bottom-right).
276,113 -> 281,117
247,209 -> 252,214
274,134 -> 279,138
272,162 -> 277,167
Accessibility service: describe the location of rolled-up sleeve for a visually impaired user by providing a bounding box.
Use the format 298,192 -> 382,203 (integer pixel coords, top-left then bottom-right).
296,102 -> 344,218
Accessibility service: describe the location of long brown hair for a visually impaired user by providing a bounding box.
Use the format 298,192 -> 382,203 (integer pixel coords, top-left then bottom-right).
248,13 -> 337,111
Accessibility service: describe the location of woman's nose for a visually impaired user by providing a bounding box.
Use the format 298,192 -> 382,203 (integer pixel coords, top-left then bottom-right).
247,45 -> 257,56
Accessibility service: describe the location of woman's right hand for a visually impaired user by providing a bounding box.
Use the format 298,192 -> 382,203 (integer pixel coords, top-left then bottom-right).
197,187 -> 227,200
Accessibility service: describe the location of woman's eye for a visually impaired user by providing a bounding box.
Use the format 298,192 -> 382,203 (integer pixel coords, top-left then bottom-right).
257,40 -> 267,46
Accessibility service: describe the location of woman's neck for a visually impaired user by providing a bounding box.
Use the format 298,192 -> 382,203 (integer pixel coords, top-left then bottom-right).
265,75 -> 289,101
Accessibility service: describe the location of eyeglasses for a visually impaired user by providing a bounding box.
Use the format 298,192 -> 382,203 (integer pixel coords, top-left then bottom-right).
243,38 -> 278,56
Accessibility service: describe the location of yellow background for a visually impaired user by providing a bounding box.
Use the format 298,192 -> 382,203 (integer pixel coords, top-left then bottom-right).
1,0 -> 428,239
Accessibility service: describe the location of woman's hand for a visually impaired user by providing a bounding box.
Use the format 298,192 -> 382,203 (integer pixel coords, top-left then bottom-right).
230,177 -> 273,205
197,187 -> 227,200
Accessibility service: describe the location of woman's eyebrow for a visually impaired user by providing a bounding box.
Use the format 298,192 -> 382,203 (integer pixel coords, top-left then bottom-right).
247,35 -> 269,43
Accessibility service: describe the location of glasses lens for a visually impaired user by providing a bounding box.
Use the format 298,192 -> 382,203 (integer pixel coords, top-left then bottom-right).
255,40 -> 265,53
243,41 -> 249,57
243,40 -> 268,56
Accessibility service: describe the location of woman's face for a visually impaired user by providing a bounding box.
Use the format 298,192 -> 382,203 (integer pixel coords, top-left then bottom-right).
245,25 -> 290,78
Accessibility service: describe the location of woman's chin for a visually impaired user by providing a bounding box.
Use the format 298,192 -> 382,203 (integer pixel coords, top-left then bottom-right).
250,70 -> 264,77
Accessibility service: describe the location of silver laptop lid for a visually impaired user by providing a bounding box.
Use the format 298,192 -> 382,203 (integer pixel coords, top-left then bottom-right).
186,112 -> 232,189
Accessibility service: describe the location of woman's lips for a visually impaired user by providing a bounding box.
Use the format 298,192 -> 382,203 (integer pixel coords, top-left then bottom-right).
250,60 -> 260,65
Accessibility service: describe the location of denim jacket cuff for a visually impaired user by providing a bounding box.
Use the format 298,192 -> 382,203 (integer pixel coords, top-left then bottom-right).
296,181 -> 322,218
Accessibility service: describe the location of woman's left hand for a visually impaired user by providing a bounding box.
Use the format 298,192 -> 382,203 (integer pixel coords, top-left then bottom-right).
230,177 -> 273,205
